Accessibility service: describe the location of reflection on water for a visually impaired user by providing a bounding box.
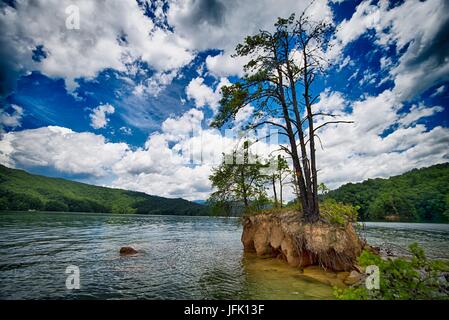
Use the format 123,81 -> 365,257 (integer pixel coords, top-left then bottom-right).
0,212 -> 448,299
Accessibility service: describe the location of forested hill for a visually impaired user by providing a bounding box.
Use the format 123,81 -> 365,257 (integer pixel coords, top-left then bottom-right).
326,163 -> 449,222
0,165 -> 209,216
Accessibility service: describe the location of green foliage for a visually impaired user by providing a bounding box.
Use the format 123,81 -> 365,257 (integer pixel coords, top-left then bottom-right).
368,192 -> 418,221
319,198 -> 359,226
208,143 -> 268,215
111,203 -> 137,214
0,165 -> 209,216
444,194 -> 449,220
248,193 -> 272,212
327,163 -> 449,222
318,183 -> 330,196
335,243 -> 449,300
44,200 -> 68,212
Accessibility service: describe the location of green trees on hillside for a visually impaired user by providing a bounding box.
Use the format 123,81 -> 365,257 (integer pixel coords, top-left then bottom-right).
327,163 -> 449,222
0,165 -> 208,216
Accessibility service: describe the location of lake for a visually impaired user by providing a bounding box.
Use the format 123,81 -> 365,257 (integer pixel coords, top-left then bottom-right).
0,211 -> 448,300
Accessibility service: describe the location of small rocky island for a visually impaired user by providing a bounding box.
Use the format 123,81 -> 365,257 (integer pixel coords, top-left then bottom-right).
242,211 -> 363,272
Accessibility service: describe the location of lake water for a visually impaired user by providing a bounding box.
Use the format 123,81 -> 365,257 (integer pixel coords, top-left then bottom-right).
0,211 -> 448,300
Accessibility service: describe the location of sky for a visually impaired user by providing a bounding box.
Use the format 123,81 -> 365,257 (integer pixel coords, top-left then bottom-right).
0,0 -> 448,201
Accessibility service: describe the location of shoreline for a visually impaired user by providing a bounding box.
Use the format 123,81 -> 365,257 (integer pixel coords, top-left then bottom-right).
1,210 -> 448,224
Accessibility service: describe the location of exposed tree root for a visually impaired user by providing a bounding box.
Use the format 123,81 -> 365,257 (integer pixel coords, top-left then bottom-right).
242,211 -> 363,271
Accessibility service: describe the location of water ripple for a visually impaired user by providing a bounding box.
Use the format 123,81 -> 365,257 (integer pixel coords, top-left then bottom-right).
1,212 -> 447,299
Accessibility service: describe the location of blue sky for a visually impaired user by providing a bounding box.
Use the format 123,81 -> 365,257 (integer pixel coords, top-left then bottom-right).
0,0 -> 448,200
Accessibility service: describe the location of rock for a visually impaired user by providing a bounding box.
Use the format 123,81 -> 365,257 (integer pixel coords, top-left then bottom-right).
120,246 -> 138,255
365,245 -> 381,255
269,224 -> 284,250
303,266 -> 343,287
253,222 -> 272,256
337,271 -> 350,281
281,237 -> 301,267
344,270 -> 364,285
241,219 -> 256,252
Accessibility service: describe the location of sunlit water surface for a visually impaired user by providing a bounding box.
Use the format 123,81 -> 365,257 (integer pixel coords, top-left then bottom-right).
0,212 -> 448,299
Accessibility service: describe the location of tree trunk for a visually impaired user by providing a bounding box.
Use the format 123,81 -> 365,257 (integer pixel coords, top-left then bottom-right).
303,47 -> 319,223
279,179 -> 283,208
273,57 -> 309,218
241,169 -> 249,208
272,174 -> 278,207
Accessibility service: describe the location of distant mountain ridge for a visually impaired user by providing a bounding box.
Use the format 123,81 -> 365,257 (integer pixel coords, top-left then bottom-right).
0,165 -> 209,216
326,163 -> 449,222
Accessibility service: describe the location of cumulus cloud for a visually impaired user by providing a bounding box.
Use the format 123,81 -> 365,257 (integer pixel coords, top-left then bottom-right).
313,89 -> 449,188
1,0 -> 448,202
0,126 -> 128,176
0,105 -> 279,200
185,77 -> 230,112
168,0 -> 332,51
205,52 -> 248,78
168,0 -> 332,77
314,90 -> 346,114
0,0 -> 193,94
384,0 -> 449,100
1,90 -> 448,200
328,0 -> 449,100
161,108 -> 204,138
90,104 -> 115,129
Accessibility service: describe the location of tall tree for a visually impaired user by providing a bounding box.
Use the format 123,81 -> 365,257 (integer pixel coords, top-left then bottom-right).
211,11 -> 350,222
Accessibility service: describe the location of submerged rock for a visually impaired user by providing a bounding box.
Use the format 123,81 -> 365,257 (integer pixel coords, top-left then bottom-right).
242,211 -> 363,271
344,270 -> 364,285
119,246 -> 138,255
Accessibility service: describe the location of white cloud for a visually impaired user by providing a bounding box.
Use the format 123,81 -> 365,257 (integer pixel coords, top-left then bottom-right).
398,104 -> 444,127
0,105 -> 23,129
205,52 -> 248,78
1,89 -> 448,201
133,70 -> 179,97
379,56 -> 393,71
185,77 -> 230,112
234,105 -> 255,129
112,164 -> 213,200
314,90 -> 346,114
119,126 -> 132,135
0,126 -> 128,177
168,0 -> 333,77
161,108 -> 204,138
326,0 -> 382,61
90,104 -> 115,129
377,0 -> 449,100
0,0 -> 193,93
430,85 -> 446,98
1,0 -> 448,203
314,89 -> 449,189
328,0 -> 449,100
